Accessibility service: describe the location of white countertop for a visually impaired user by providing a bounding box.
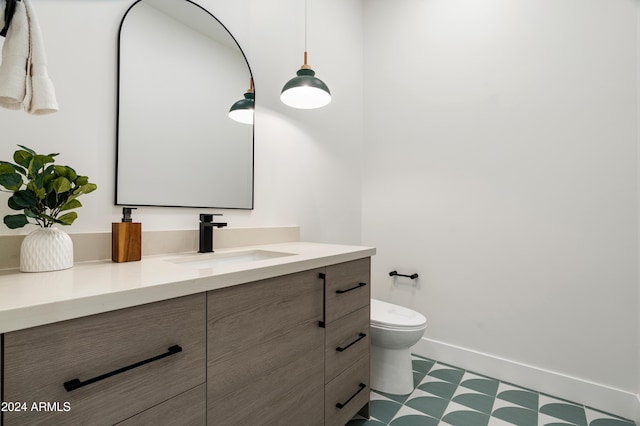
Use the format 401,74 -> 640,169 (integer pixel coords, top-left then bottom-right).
0,242 -> 375,334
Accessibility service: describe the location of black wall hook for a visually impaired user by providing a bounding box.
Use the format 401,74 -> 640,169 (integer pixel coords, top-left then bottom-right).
389,270 -> 419,280
0,0 -> 20,38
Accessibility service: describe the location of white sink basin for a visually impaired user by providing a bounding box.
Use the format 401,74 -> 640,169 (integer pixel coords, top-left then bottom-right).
168,250 -> 294,269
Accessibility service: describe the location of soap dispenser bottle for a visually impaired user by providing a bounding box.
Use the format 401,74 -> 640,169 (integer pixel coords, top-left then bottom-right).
112,207 -> 141,262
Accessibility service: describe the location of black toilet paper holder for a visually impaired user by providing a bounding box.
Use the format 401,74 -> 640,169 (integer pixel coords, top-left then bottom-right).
389,270 -> 419,280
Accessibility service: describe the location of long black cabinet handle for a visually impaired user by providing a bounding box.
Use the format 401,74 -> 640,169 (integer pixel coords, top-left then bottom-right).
319,272 -> 327,328
336,282 -> 367,294
336,383 -> 367,409
336,333 -> 367,352
63,345 -> 182,392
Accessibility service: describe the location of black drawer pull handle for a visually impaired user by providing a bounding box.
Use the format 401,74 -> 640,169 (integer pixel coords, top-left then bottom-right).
336,383 -> 367,409
336,282 -> 367,294
63,345 -> 182,392
336,333 -> 367,352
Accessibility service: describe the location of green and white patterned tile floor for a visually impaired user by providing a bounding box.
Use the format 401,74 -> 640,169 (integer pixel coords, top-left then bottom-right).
347,355 -> 636,426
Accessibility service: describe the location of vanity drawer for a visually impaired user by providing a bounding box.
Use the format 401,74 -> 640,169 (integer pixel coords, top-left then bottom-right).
3,294 -> 206,426
325,354 -> 370,426
325,305 -> 370,383
116,384 -> 206,425
325,258 -> 371,323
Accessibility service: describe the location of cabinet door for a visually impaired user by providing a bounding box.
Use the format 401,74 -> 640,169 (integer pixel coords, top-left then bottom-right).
207,269 -> 324,426
3,294 -> 206,426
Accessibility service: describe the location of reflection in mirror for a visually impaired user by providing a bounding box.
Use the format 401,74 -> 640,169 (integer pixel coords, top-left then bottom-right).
228,78 -> 255,124
116,0 -> 254,209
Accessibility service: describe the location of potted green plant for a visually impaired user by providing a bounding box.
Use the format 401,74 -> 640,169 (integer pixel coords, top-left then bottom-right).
0,145 -> 97,272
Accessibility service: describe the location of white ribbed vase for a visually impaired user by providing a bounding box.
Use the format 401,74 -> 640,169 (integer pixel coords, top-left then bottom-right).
20,227 -> 74,273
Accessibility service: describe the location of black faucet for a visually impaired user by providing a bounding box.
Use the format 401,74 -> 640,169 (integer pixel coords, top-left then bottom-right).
199,214 -> 227,253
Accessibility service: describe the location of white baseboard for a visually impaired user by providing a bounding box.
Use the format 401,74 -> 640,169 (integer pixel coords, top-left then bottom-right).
413,337 -> 639,423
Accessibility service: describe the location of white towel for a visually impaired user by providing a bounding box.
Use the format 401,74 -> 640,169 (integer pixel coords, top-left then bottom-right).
0,0 -> 28,110
0,0 -> 58,114
23,0 -> 57,114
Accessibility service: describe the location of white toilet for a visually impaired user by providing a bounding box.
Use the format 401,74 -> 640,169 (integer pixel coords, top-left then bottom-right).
370,298 -> 427,395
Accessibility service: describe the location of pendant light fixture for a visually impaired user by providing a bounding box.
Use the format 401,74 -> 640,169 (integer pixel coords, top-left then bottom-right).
228,78 -> 255,124
280,0 -> 331,109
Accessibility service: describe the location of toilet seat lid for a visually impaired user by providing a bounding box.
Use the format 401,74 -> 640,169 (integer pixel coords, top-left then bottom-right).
371,299 -> 427,328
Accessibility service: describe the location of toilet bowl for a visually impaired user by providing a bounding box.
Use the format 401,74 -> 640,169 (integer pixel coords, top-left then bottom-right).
370,298 -> 427,395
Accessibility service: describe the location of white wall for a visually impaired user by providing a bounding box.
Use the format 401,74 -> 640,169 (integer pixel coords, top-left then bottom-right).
637,1 -> 640,420
0,0 -> 364,245
362,0 -> 639,418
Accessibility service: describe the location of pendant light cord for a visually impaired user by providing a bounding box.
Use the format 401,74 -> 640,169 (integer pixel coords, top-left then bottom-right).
302,0 -> 310,68
304,0 -> 308,52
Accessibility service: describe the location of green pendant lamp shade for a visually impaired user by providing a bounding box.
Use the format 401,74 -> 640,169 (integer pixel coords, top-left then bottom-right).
281,51 -> 331,109
229,78 -> 255,124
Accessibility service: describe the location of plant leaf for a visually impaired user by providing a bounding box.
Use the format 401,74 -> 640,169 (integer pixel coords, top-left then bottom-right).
26,181 -> 46,200
57,212 -> 78,226
44,191 -> 58,209
52,177 -> 71,194
17,145 -> 36,155
66,166 -> 77,182
11,190 -> 37,208
7,196 -> 21,210
0,161 -> 26,176
36,187 -> 46,200
57,192 -> 70,206
24,208 -> 39,218
0,161 -> 27,176
13,150 -> 32,169
73,183 -> 97,195
5,182 -> 23,191
34,173 -> 44,189
29,155 -> 54,177
0,172 -> 22,189
3,214 -> 29,229
60,199 -> 82,211
75,176 -> 89,186
25,182 -> 46,201
43,173 -> 55,188
53,165 -> 77,182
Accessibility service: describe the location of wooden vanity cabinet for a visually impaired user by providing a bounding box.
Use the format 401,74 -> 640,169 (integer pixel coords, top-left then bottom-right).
1,256 -> 372,426
2,294 -> 206,426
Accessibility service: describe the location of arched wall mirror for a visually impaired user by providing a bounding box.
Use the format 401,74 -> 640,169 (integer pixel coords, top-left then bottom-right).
116,0 -> 254,209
